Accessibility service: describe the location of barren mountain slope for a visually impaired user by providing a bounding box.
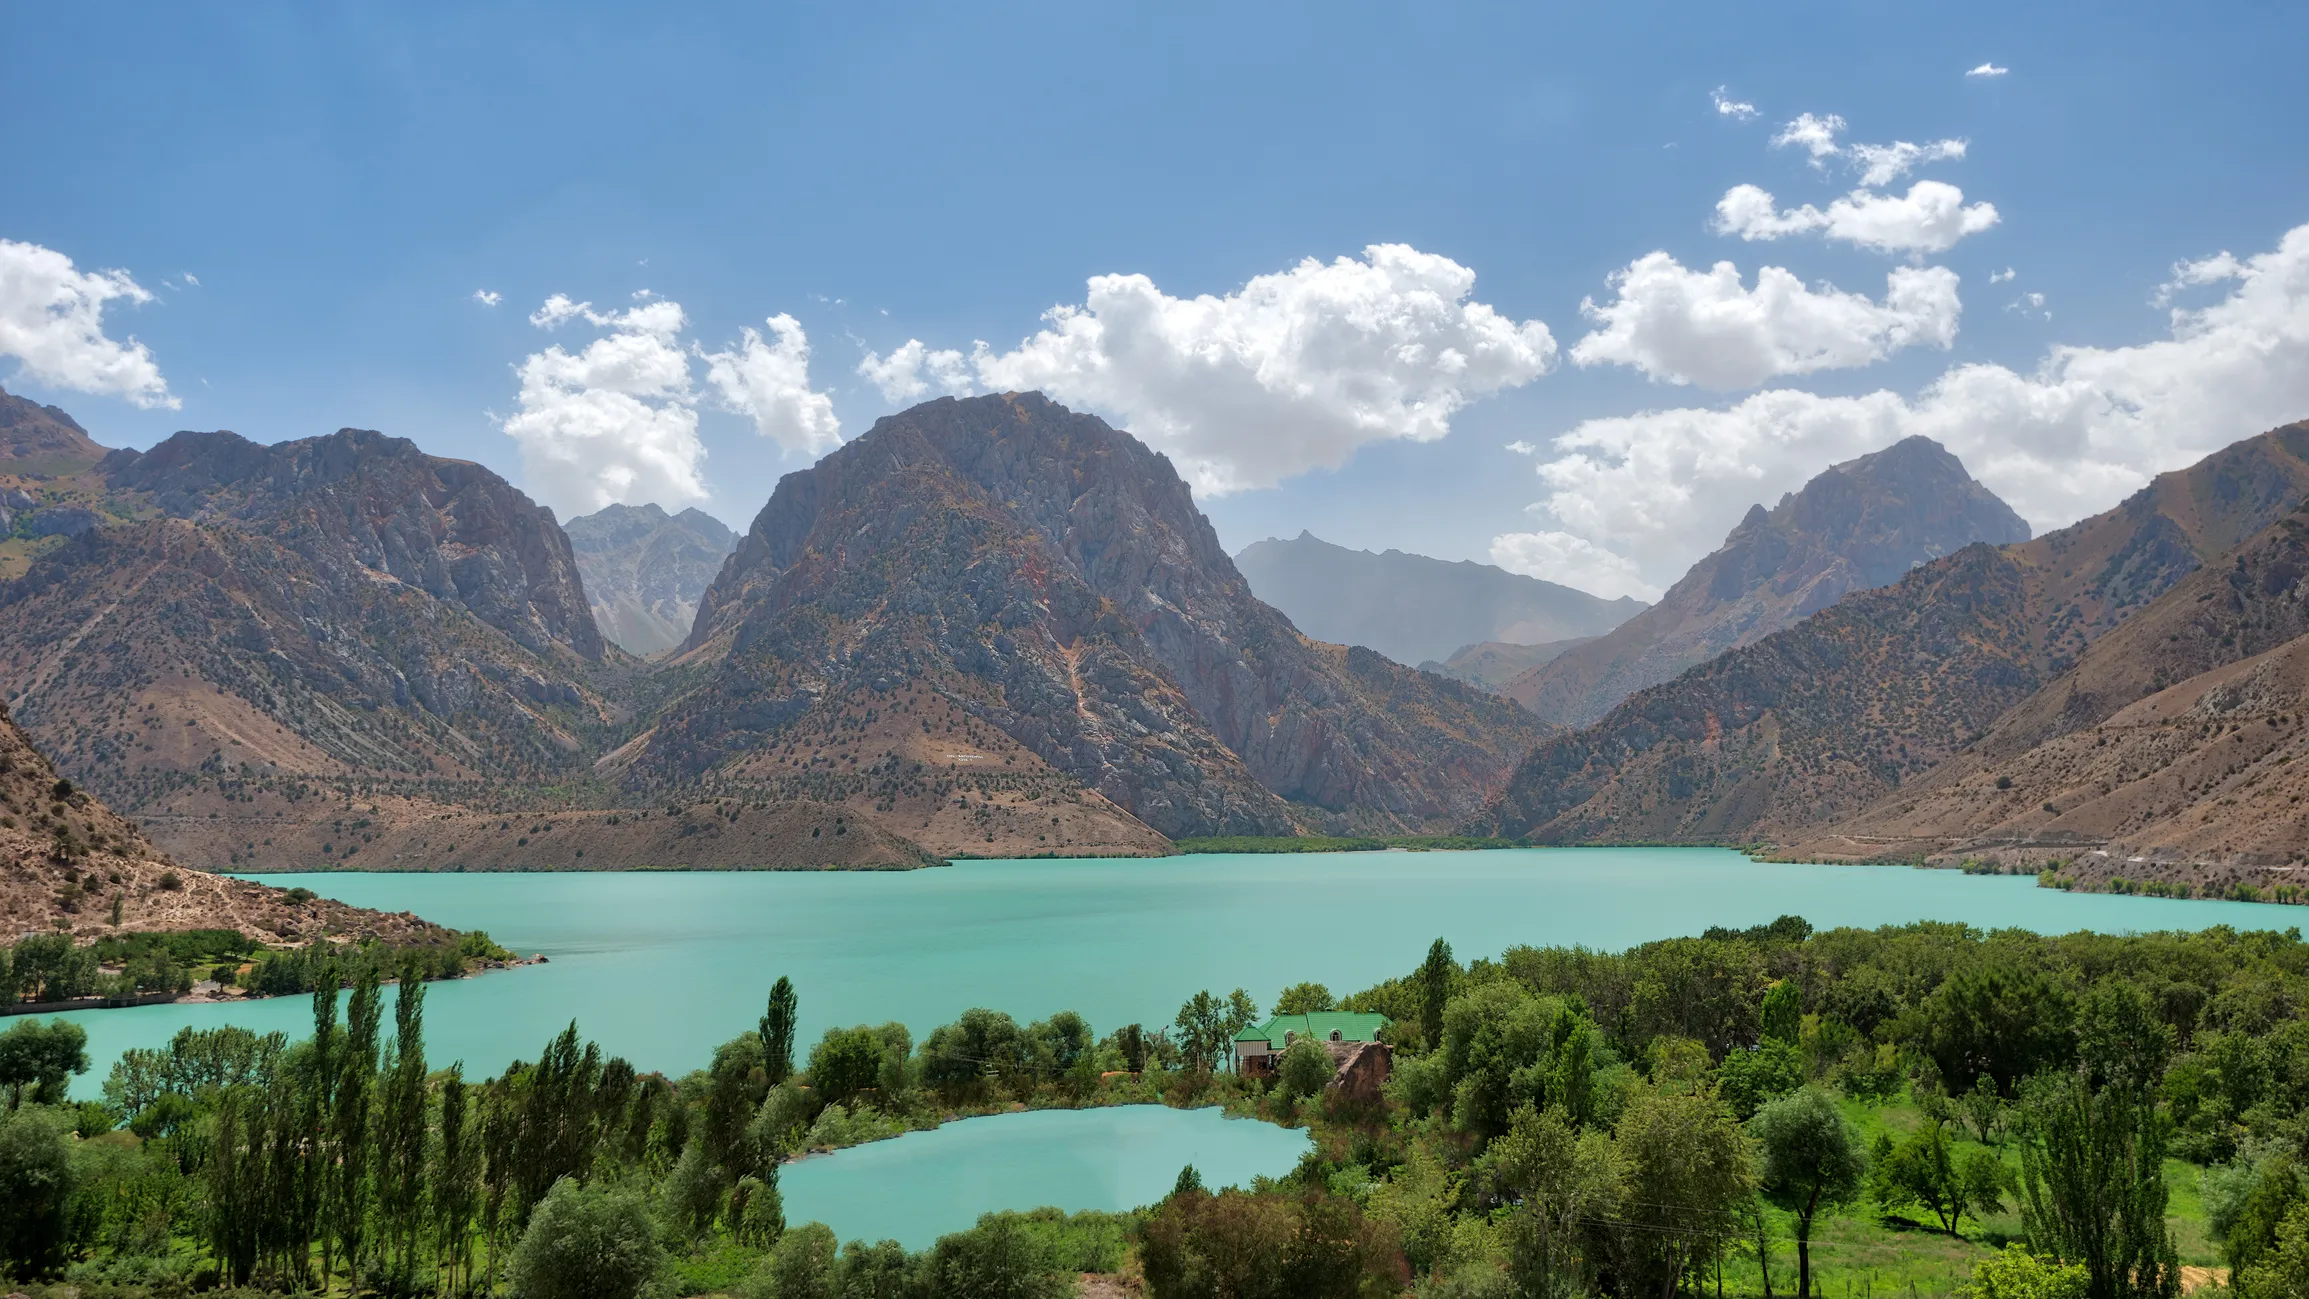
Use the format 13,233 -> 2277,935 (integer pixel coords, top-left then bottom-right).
1468,421 -> 2309,845
648,393 -> 1551,840
1505,436 -> 2031,726
1788,502 -> 2309,866
0,701 -> 447,945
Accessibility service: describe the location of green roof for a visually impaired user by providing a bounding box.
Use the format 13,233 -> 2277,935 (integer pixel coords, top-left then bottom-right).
1233,1011 -> 1388,1045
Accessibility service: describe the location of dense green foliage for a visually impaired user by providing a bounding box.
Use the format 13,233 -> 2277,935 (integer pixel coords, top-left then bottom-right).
16,916 -> 2309,1296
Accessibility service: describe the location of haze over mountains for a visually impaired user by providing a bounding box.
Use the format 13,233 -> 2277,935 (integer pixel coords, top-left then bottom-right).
564,503 -> 738,657
1504,436 -> 2033,727
1235,531 -> 1644,667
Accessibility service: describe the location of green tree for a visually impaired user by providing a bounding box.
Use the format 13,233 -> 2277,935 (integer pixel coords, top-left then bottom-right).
1418,938 -> 1456,1052
436,1065 -> 481,1297
0,1017 -> 88,1108
1276,981 -> 1336,1014
2239,1201 -> 2309,1299
1719,1040 -> 1805,1120
1487,1104 -> 1623,1299
508,1177 -> 666,1299
751,1220 -> 838,1299
1754,1087 -> 1868,1298
330,962 -> 383,1285
1174,991 -> 1231,1075
1926,964 -> 2075,1096
761,976 -> 799,1086
923,1008 -> 1027,1102
374,957 -> 430,1286
923,1214 -> 1069,1299
8,934 -> 96,1003
0,1108 -> 77,1278
2016,1069 -> 2179,1299
808,1026 -> 887,1110
1277,1033 -> 1334,1102
704,1032 -> 771,1175
1761,981 -> 1802,1045
664,1138 -> 727,1240
1615,1088 -> 1755,1299
732,1174 -> 784,1247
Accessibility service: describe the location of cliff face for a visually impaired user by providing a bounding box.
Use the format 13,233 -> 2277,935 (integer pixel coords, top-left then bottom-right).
1470,422 -> 2309,846
564,503 -> 737,656
1233,531 -> 1643,667
652,394 -> 1550,838
1506,437 -> 2031,726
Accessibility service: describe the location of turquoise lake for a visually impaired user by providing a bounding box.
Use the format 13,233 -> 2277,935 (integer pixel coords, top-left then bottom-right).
54,847 -> 2299,1095
780,1106 -> 1311,1249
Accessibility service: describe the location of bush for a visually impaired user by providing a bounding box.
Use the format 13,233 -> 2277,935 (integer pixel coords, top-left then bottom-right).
1966,1244 -> 2088,1299
922,1213 -> 1070,1299
1277,1034 -> 1335,1102
1718,1039 -> 1804,1119
745,1221 -> 837,1299
507,1177 -> 665,1299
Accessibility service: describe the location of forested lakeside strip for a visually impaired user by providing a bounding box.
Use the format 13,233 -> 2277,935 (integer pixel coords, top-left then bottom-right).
7,916 -> 2309,1295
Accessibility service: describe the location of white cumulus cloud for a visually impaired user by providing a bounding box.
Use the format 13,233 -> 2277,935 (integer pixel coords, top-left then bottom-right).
1570,253 -> 1961,389
857,338 -> 974,403
1712,87 -> 1759,120
0,238 -> 177,410
1502,219 -> 2309,592
503,296 -> 707,516
1966,62 -> 2009,77
1772,113 -> 1846,163
1713,180 -> 2001,255
472,289 -> 502,307
963,244 -> 1558,493
700,314 -> 842,456
1490,531 -> 1663,602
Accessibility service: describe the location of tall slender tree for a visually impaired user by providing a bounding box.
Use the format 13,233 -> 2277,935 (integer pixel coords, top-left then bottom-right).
435,1065 -> 479,1298
331,964 -> 382,1288
1418,938 -> 1456,1052
376,957 -> 430,1286
761,977 -> 798,1085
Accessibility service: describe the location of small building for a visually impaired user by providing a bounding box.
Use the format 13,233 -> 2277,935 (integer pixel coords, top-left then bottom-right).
1232,1011 -> 1390,1086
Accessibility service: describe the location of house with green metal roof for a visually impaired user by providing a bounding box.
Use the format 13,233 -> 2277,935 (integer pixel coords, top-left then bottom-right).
1232,1011 -> 1389,1078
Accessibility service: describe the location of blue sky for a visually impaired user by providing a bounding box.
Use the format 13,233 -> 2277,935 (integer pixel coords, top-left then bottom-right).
7,1 -> 2308,598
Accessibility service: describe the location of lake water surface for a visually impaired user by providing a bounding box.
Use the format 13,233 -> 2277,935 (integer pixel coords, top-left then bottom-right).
55,848 -> 2298,1094
780,1106 -> 1311,1249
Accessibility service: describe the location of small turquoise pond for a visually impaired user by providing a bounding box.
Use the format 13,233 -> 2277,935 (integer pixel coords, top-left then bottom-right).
779,1106 -> 1311,1249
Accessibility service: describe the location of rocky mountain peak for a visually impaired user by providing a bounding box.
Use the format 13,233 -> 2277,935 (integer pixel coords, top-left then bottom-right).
103,426 -> 603,661
650,392 -> 1549,842
565,501 -> 737,657
1506,436 -> 2031,726
0,383 -> 106,468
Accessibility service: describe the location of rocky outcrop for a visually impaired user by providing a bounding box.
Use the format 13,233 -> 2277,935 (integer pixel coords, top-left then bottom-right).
1506,437 -> 2031,726
655,393 -> 1550,838
0,384 -> 106,467
564,503 -> 737,656
1235,531 -> 1643,668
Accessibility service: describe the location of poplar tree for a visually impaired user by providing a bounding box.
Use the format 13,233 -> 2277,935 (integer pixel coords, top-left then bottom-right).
761,976 -> 798,1085
376,957 -> 429,1286
435,1065 -> 479,1297
331,964 -> 382,1287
